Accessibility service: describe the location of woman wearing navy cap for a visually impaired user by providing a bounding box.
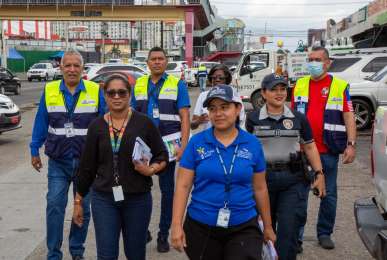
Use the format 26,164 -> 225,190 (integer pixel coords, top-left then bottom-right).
171,84 -> 276,260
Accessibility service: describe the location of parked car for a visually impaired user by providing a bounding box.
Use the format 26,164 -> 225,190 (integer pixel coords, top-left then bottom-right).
185,61 -> 220,87
84,63 -> 100,73
329,53 -> 387,83
27,63 -> 56,81
85,64 -> 147,80
53,67 -> 62,80
90,70 -> 144,89
349,66 -> 387,130
354,105 -> 387,260
0,67 -> 21,95
166,61 -> 188,79
0,94 -> 21,134
106,58 -> 123,64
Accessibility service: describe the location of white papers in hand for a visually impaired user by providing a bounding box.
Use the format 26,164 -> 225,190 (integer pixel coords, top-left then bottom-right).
258,220 -> 278,260
132,137 -> 152,165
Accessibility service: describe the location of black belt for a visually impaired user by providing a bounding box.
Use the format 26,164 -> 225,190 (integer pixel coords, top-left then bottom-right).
266,161 -> 303,172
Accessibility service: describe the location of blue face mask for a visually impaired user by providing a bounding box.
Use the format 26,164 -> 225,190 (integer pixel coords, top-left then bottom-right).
307,61 -> 324,78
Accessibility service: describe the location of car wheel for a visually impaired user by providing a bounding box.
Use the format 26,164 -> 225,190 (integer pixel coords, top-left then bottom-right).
14,85 -> 21,95
251,90 -> 265,110
352,99 -> 372,130
28,77 -> 32,82
0,86 -> 5,95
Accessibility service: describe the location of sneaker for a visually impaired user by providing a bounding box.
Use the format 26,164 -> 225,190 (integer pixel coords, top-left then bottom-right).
146,230 -> 152,243
318,236 -> 335,250
296,240 -> 303,254
157,237 -> 170,253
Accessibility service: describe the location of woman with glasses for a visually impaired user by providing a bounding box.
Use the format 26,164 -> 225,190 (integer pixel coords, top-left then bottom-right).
72,74 -> 168,260
191,64 -> 246,131
171,84 -> 276,260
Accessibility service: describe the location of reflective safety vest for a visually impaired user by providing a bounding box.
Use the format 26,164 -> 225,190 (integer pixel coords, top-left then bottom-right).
293,75 -> 348,154
133,74 -> 181,136
44,80 -> 100,159
197,65 -> 207,77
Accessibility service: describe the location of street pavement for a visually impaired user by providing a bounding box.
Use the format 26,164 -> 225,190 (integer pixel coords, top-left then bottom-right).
0,83 -> 375,259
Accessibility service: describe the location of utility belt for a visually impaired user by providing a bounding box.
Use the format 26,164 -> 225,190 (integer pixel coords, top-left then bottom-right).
266,161 -> 303,173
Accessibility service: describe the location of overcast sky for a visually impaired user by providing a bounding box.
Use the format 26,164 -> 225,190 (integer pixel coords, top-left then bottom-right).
211,0 -> 371,50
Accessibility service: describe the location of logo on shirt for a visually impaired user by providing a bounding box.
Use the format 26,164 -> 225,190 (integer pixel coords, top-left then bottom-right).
283,119 -> 294,130
237,148 -> 253,160
196,147 -> 215,159
321,87 -> 329,97
81,99 -> 96,105
162,88 -> 177,93
331,97 -> 343,102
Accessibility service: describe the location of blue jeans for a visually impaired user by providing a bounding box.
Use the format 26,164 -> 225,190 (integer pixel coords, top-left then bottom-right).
157,161 -> 176,239
198,77 -> 206,92
298,153 -> 339,241
91,191 -> 152,260
46,158 -> 91,260
266,170 -> 308,260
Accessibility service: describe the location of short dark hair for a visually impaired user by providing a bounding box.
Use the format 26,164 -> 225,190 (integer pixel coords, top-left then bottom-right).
311,46 -> 330,59
208,64 -> 232,85
147,46 -> 167,60
103,74 -> 131,92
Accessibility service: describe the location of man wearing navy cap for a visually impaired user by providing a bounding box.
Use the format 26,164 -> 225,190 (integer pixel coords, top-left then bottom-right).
246,73 -> 325,260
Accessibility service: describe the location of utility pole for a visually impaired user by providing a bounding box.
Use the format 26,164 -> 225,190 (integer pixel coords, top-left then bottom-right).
160,21 -> 164,49
1,20 -> 8,68
101,22 -> 108,63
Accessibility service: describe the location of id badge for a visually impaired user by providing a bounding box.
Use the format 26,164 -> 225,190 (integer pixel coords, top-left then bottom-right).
112,185 -> 124,202
216,208 -> 231,228
297,103 -> 306,115
152,107 -> 160,119
64,122 -> 75,138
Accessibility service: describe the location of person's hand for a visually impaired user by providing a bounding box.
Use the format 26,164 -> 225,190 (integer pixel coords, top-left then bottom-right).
133,160 -> 154,176
171,224 -> 186,252
342,146 -> 355,164
263,226 -> 276,243
198,113 -> 209,124
72,204 -> 83,227
31,156 -> 43,172
311,174 -> 326,198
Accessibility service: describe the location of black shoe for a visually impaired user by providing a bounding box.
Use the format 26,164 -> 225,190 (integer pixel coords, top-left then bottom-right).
296,240 -> 303,254
147,230 -> 152,243
157,237 -> 170,253
318,236 -> 335,250
72,256 -> 84,260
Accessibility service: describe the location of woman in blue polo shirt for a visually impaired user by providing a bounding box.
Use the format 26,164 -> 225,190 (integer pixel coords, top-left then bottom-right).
171,84 -> 276,260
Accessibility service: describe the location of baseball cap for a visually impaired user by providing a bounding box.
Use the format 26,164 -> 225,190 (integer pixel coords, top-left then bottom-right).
261,73 -> 288,90
203,84 -> 242,108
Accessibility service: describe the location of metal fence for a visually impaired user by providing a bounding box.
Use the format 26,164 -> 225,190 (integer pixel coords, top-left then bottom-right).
0,0 -> 200,5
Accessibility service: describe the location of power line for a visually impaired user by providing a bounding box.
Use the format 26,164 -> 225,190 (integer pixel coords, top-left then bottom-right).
221,15 -> 331,19
212,1 -> 371,6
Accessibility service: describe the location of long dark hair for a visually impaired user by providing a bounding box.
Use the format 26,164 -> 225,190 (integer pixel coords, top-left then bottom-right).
208,64 -> 232,85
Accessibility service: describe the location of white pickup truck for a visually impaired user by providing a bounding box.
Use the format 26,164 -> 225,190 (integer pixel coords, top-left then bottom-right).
27,63 -> 57,81
354,105 -> 387,259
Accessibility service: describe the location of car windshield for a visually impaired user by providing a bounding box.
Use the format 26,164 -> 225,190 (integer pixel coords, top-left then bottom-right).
32,64 -> 46,69
367,66 -> 387,82
328,57 -> 361,72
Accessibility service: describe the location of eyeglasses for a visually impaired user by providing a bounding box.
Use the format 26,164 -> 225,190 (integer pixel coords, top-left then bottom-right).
105,89 -> 129,98
210,76 -> 226,81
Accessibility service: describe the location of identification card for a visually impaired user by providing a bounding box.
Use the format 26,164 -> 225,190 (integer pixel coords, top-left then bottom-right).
216,208 -> 231,228
64,122 -> 75,138
297,103 -> 306,115
112,185 -> 124,202
152,107 -> 160,119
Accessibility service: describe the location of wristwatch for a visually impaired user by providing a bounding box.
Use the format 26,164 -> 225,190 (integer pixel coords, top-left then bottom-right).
347,141 -> 356,147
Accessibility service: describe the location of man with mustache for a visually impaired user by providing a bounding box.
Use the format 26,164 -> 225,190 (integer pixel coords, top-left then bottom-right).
30,49 -> 106,260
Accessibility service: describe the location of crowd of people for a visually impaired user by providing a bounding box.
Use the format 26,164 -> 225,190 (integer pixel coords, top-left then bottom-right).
30,45 -> 356,260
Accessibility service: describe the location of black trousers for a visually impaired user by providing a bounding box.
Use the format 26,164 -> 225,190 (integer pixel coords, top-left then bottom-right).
183,215 -> 263,260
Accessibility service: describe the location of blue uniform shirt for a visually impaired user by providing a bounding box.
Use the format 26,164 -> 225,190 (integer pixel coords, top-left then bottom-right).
131,72 -> 190,126
30,79 -> 106,157
179,128 -> 266,227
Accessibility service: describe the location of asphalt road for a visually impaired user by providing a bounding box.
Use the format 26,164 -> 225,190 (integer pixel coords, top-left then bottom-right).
5,81 -> 45,107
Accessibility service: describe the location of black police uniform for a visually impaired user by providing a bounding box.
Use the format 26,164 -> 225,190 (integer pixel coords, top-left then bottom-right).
246,105 -> 314,260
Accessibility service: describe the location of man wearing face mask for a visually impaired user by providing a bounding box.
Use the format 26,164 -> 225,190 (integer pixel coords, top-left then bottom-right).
291,46 -> 356,251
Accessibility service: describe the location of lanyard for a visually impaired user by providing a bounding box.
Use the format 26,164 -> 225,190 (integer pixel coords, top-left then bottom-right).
147,78 -> 163,100
62,92 -> 80,121
108,109 -> 132,184
215,144 -> 239,208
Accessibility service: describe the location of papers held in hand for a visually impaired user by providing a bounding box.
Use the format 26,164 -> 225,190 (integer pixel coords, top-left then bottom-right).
132,137 -> 152,165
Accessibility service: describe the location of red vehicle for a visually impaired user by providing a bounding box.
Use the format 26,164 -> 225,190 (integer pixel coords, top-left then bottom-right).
90,70 -> 144,89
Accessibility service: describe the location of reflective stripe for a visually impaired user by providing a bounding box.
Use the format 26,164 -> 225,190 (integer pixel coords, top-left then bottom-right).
159,93 -> 178,101
326,103 -> 343,111
48,126 -> 88,136
135,94 -> 147,101
253,129 -> 300,137
324,123 -> 346,132
294,96 -> 308,102
74,106 -> 98,113
159,114 -> 181,122
47,106 -> 67,113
